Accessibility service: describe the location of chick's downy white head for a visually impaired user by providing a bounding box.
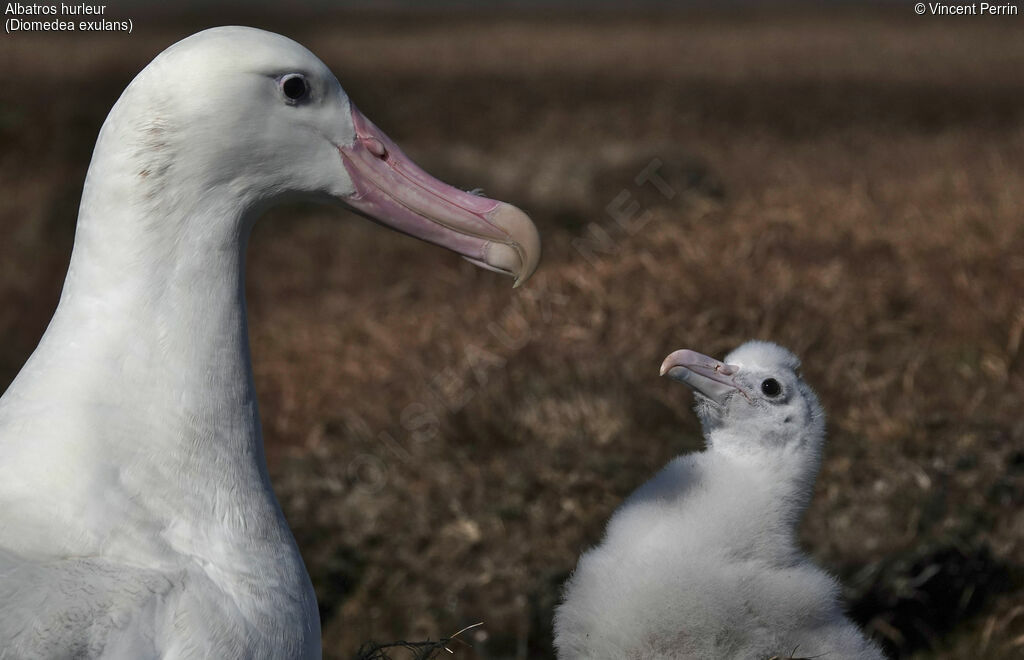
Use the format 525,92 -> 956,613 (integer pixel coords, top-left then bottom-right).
660,341 -> 825,457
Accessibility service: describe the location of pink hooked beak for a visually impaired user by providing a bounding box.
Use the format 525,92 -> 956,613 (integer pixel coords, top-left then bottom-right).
660,349 -> 743,405
337,104 -> 540,287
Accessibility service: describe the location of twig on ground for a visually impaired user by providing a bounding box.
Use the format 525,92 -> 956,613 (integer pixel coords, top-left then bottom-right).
354,622 -> 483,660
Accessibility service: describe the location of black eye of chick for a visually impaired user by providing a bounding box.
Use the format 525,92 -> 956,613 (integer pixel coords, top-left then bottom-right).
281,75 -> 308,101
761,378 -> 782,397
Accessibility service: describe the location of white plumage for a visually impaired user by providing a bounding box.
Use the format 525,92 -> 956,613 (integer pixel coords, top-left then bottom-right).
0,26 -> 538,658
554,341 -> 884,660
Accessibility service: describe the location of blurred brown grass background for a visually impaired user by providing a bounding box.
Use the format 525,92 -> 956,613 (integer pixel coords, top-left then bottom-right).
2,6 -> 1023,659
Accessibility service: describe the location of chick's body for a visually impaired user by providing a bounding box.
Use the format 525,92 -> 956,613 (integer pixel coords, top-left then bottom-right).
554,342 -> 884,660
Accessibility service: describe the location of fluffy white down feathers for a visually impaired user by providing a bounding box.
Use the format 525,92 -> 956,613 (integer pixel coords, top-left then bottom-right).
554,341 -> 885,660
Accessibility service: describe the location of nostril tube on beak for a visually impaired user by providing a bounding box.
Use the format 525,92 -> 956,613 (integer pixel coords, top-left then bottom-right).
361,137 -> 388,159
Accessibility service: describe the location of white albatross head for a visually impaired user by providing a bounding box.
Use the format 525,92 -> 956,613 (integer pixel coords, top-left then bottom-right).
97,25 -> 539,285
660,341 -> 826,456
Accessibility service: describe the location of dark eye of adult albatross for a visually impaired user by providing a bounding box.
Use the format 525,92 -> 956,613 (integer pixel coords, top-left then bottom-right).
761,378 -> 782,397
280,74 -> 308,102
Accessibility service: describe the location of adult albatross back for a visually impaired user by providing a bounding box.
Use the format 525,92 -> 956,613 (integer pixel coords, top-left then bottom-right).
0,26 -> 539,658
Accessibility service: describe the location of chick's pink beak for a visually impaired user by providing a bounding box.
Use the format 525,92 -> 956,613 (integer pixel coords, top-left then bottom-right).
660,349 -> 742,405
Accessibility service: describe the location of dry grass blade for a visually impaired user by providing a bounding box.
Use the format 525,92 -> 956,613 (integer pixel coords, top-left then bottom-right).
765,645 -> 827,660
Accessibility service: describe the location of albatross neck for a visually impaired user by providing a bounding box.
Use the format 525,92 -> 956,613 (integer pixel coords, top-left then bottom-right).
0,155 -> 323,647
706,427 -> 824,525
24,145 -> 269,481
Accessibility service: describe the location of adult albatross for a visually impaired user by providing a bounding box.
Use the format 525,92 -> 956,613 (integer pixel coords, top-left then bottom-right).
0,26 -> 539,658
